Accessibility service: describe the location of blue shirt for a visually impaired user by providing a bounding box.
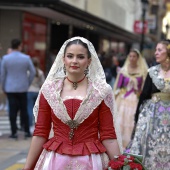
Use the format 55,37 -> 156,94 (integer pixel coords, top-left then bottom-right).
1,51 -> 36,92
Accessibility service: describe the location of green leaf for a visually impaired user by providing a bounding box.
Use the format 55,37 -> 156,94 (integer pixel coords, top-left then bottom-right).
134,158 -> 148,170
123,153 -> 148,170
123,152 -> 143,162
122,165 -> 131,170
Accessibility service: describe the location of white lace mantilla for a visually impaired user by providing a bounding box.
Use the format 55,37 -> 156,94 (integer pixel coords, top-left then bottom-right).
62,96 -> 84,101
42,78 -> 104,124
149,64 -> 170,92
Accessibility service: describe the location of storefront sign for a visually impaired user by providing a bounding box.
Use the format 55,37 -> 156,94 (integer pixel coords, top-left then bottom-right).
133,20 -> 148,34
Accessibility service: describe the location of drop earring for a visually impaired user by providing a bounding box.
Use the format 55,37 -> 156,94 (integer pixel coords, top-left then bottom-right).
166,58 -> 170,63
84,66 -> 89,76
63,65 -> 66,75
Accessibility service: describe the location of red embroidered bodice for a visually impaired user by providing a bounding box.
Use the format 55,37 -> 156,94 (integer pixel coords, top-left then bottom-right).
33,93 -> 117,156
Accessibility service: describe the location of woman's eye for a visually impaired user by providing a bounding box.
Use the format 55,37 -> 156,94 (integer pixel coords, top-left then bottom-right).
67,55 -> 73,58
78,55 -> 85,59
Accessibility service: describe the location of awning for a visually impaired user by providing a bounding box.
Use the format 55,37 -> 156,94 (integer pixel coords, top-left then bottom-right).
0,0 -> 141,43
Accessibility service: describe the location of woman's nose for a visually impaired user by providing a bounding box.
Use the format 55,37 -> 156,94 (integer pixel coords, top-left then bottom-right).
72,57 -> 78,63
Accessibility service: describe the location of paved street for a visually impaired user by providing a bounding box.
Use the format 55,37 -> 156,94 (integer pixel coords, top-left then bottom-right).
0,110 -> 31,170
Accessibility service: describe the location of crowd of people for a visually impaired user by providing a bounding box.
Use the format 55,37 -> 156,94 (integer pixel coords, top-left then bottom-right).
0,37 -> 169,170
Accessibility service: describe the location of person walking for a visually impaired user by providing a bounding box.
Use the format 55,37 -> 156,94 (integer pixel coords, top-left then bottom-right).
1,39 -> 36,139
27,57 -> 45,133
129,40 -> 170,170
113,49 -> 148,149
23,37 -> 122,170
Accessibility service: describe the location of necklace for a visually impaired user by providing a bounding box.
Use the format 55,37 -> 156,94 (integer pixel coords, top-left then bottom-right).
161,66 -> 170,75
66,75 -> 86,90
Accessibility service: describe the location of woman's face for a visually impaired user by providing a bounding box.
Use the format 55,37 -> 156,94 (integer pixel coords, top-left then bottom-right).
63,44 -> 91,75
128,51 -> 138,66
155,43 -> 167,63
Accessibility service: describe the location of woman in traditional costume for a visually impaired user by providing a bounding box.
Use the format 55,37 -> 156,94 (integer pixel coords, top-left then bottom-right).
113,49 -> 148,149
23,37 -> 122,170
129,40 -> 170,170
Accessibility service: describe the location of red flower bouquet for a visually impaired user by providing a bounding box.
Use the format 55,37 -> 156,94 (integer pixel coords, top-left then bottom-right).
107,153 -> 147,170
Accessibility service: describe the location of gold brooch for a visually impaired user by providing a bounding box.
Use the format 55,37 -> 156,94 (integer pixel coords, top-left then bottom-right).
66,120 -> 79,140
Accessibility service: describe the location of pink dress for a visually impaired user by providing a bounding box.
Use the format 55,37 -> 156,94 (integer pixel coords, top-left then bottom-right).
33,93 -> 117,170
115,72 -> 143,149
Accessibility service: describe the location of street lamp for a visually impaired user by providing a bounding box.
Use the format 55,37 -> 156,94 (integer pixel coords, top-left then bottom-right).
140,0 -> 148,52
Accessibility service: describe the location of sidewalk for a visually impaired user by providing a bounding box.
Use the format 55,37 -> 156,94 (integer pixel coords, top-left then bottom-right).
0,134 -> 31,170
0,110 -> 31,170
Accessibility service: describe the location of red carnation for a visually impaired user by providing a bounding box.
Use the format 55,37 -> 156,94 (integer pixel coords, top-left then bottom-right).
129,162 -> 143,170
118,155 -> 134,162
109,160 -> 124,170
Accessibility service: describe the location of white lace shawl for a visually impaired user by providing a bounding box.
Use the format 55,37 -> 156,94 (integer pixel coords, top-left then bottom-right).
33,36 -> 123,153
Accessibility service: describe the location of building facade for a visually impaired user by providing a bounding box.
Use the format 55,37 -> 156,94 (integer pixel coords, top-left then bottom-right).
0,0 -> 150,73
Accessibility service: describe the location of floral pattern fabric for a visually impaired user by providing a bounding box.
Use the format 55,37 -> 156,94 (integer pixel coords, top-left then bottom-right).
130,65 -> 170,170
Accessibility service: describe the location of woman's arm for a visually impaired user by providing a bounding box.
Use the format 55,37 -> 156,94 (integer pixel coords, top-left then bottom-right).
99,101 -> 121,158
102,139 -> 120,159
24,136 -> 47,169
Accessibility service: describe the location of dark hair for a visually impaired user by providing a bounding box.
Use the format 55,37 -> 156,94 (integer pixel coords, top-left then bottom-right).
32,57 -> 40,68
64,39 -> 91,58
32,57 -> 40,77
11,39 -> 21,49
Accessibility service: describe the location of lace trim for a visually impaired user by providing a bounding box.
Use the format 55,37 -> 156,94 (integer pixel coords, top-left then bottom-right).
149,65 -> 170,93
62,96 -> 84,101
42,79 -> 104,124
149,65 -> 165,91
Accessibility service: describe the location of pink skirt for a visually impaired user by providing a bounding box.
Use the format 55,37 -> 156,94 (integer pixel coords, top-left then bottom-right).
34,149 -> 109,170
115,92 -> 138,149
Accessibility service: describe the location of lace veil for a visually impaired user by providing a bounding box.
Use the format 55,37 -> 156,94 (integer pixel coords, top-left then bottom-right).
33,36 -> 123,153
122,49 -> 148,77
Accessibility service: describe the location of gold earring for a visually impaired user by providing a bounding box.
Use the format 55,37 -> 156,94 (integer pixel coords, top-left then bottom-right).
166,58 -> 170,63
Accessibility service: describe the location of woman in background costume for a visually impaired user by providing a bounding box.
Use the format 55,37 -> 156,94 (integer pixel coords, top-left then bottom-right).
114,49 -> 148,149
130,40 -> 170,170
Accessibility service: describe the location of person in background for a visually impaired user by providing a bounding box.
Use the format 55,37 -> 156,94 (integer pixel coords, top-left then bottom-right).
129,40 -> 170,170
0,47 -> 13,112
23,37 -> 122,170
101,53 -> 113,86
113,49 -> 148,149
110,55 -> 121,87
27,57 -> 45,133
7,48 -> 12,54
1,39 -> 35,139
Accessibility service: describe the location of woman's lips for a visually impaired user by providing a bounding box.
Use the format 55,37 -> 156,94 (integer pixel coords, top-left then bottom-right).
70,66 -> 79,69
